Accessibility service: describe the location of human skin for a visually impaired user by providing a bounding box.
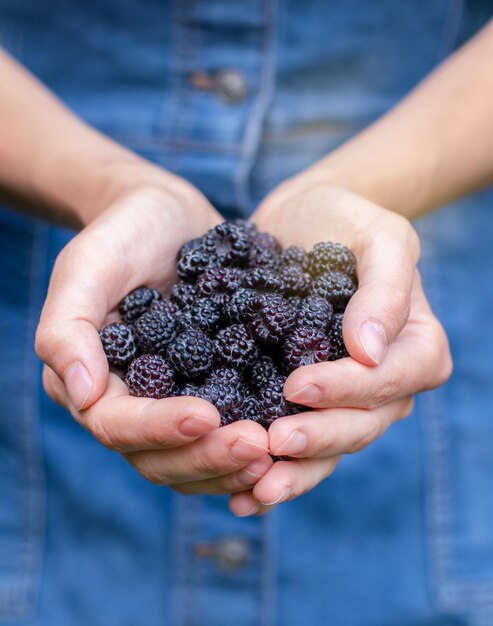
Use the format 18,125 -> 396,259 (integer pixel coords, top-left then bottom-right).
1,18 -> 492,507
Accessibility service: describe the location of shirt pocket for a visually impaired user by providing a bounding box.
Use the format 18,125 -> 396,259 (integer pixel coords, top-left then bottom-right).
416,193 -> 493,620
0,210 -> 46,621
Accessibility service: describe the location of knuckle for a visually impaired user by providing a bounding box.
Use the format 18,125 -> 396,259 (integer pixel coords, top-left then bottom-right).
87,414 -> 123,452
367,374 -> 401,409
348,414 -> 381,453
34,323 -> 58,363
399,397 -> 415,421
129,455 -> 168,486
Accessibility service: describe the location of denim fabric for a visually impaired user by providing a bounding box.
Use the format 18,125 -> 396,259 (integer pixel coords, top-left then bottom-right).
1,1 -> 493,624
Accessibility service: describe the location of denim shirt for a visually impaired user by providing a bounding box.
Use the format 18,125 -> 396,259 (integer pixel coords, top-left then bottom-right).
1,2 -> 493,625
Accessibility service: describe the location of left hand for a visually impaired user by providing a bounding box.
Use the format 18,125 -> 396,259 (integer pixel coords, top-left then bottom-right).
228,175 -> 452,517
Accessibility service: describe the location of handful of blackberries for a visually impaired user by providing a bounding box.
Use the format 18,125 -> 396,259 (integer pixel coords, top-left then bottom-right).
99,220 -> 357,428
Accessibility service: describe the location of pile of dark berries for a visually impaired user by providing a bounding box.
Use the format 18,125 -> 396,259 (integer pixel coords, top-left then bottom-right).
99,220 -> 357,428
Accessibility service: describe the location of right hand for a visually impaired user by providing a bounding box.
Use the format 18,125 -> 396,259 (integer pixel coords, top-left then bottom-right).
36,183 -> 272,494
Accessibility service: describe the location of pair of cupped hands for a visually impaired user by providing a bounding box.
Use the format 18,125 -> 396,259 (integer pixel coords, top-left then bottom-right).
35,166 -> 452,517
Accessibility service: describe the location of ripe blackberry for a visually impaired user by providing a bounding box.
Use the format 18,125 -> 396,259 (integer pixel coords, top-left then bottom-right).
119,287 -> 161,323
328,313 -> 349,360
150,298 -> 181,316
251,231 -> 282,254
247,244 -> 281,270
258,375 -> 289,426
125,354 -> 175,399
203,222 -> 250,267
283,328 -> 331,372
170,282 -> 197,310
295,295 -> 333,332
279,265 -> 311,297
311,271 -> 356,311
242,267 -> 282,292
249,355 -> 281,393
177,246 -> 216,282
133,310 -> 177,355
167,329 -> 214,380
224,288 -> 256,324
178,298 -> 222,333
99,323 -> 136,368
196,267 -> 241,305
232,218 -> 258,237
197,381 -> 244,426
177,236 -> 203,260
206,367 -> 244,390
280,245 -> 310,271
308,242 -> 357,279
178,382 -> 200,397
238,395 -> 261,422
247,293 -> 296,345
214,324 -> 258,370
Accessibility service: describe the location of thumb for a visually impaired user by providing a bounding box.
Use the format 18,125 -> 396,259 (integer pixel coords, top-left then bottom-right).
35,241 -> 112,410
343,221 -> 420,366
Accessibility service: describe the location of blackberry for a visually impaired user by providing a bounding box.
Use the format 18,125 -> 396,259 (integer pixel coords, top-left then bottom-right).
203,222 -> 250,267
247,293 -> 296,345
232,218 -> 257,237
224,288 -> 256,324
289,296 -> 303,312
119,287 -> 161,323
99,323 -> 136,368
170,282 -> 197,310
279,265 -> 311,297
197,381 -> 244,426
214,324 -> 258,370
178,298 -> 222,333
150,298 -> 181,316
177,246 -> 216,282
308,242 -> 357,279
328,313 -> 349,360
196,267 -> 241,305
177,236 -> 203,260
206,367 -> 244,390
247,244 -> 281,270
167,329 -> 214,380
258,375 -> 288,426
280,245 -> 310,271
238,395 -> 261,422
251,231 -> 282,254
295,295 -> 333,332
178,382 -> 200,397
242,268 -> 283,292
283,328 -> 331,372
249,355 -> 281,393
125,354 -> 175,399
133,310 -> 177,355
311,271 -> 356,311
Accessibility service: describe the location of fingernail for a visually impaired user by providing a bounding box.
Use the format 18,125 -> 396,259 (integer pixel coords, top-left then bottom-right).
260,487 -> 291,506
236,502 -> 261,517
274,430 -> 307,456
179,415 -> 218,437
358,320 -> 388,365
231,438 -> 266,463
64,362 -> 93,410
285,384 -> 321,404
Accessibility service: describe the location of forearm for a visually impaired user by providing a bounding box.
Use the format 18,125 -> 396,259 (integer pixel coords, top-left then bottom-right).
0,51 -> 192,227
309,19 -> 493,219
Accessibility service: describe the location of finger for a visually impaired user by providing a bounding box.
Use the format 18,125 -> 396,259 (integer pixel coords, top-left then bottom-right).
284,275 -> 452,409
170,454 -> 273,495
125,420 -> 269,485
343,212 -> 420,366
229,456 -> 339,516
46,369 -> 221,452
268,397 -> 414,459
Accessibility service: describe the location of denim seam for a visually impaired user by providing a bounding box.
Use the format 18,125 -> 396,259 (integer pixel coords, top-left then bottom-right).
0,221 -> 46,620
234,0 -> 278,212
420,210 -> 493,616
259,508 -> 277,626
